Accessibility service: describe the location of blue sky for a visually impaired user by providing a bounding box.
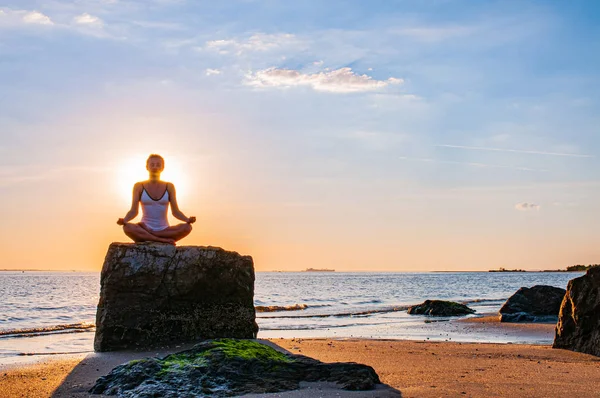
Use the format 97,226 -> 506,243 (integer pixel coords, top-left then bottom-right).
1,1 -> 599,271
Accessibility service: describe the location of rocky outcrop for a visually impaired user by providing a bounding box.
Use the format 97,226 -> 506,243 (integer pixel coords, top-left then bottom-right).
90,339 -> 383,397
499,285 -> 566,323
407,300 -> 475,316
553,267 -> 600,356
94,243 -> 258,352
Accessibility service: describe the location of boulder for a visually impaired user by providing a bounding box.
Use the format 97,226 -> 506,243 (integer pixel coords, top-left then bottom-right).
499,285 -> 566,323
94,243 -> 258,352
90,339 -> 386,397
553,267 -> 600,356
407,300 -> 475,316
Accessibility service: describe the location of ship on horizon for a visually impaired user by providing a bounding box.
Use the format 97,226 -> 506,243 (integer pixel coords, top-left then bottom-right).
303,268 -> 335,272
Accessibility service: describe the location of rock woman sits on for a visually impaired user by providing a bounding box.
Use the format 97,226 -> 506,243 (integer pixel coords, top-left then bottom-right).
117,154 -> 195,245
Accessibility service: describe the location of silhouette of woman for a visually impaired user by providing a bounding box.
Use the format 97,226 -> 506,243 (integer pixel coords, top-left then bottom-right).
117,154 -> 195,244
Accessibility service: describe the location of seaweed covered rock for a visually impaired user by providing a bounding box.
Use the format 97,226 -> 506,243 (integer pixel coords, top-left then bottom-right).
94,243 -> 258,352
90,339 -> 382,397
499,285 -> 565,323
553,267 -> 600,356
407,300 -> 475,316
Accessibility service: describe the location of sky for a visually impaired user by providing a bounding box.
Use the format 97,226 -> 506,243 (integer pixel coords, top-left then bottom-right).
1,0 -> 600,271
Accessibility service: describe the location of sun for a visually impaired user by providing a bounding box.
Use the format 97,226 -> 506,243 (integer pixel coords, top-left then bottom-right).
115,154 -> 189,204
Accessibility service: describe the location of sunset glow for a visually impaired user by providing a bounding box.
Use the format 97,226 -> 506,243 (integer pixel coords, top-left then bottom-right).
115,154 -> 190,204
1,1 -> 600,272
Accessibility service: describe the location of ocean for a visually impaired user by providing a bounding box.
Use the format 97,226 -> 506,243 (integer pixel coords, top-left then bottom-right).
0,271 -> 582,366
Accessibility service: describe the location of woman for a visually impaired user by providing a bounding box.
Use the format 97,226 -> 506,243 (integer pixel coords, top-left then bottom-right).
117,154 -> 196,244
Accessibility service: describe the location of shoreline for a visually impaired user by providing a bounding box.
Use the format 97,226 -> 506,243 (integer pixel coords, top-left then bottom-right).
0,312 -> 557,371
0,337 -> 598,398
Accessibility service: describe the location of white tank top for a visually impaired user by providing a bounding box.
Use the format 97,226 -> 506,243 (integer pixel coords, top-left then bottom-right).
140,186 -> 170,231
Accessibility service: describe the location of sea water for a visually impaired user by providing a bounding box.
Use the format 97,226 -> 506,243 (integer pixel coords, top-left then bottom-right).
0,271 -> 582,365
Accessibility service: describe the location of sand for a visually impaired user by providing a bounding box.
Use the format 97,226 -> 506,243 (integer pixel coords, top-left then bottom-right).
274,339 -> 600,397
0,356 -> 84,398
0,332 -> 598,397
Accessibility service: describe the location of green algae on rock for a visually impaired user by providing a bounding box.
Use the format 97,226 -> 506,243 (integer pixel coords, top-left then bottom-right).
407,300 -> 475,316
90,339 -> 381,397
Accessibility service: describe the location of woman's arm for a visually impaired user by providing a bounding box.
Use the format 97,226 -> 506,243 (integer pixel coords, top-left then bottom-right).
167,183 -> 195,223
117,182 -> 142,225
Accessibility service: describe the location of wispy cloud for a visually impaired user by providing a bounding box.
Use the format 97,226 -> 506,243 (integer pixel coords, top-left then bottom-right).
0,166 -> 109,188
515,203 -> 540,211
436,144 -> 593,158
245,67 -> 403,93
343,131 -> 409,150
131,20 -> 183,30
392,25 -> 475,42
205,68 -> 221,76
205,33 -> 303,55
397,156 -> 546,172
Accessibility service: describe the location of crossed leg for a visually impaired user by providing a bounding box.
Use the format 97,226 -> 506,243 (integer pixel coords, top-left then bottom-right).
140,223 -> 192,241
123,223 -> 192,245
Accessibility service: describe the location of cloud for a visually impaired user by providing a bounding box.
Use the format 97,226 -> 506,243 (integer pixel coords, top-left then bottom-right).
132,20 -> 183,30
23,11 -> 53,25
74,13 -> 103,27
245,67 -> 403,93
205,33 -> 303,54
397,156 -> 546,172
344,131 -> 409,150
0,9 -> 53,26
205,68 -> 221,76
515,203 -> 540,211
393,25 -> 475,42
436,144 -> 593,158
0,165 -> 109,188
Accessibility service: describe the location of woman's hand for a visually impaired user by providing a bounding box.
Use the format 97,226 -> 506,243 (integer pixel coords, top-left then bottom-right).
187,216 -> 196,224
117,218 -> 126,226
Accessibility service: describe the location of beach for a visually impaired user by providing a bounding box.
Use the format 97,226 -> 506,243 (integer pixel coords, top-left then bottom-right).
1,318 -> 599,398
2,271 -> 596,397
1,341 -> 598,397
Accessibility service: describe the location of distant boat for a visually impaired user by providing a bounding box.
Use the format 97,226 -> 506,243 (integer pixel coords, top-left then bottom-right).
303,268 -> 335,272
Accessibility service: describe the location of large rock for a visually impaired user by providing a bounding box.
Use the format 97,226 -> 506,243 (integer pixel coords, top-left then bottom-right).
553,267 -> 600,356
499,285 -> 566,323
90,339 -> 385,397
407,300 -> 475,316
94,243 -> 258,352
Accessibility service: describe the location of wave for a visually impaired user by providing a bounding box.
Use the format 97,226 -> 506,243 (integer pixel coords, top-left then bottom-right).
0,323 -> 95,339
260,322 -> 381,331
258,305 -> 409,319
256,304 -> 308,312
461,298 -> 506,305
255,304 -> 333,312
18,350 -> 94,356
354,299 -> 383,305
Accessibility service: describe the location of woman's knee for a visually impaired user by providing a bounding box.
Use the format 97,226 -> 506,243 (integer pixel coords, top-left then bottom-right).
183,223 -> 192,233
123,223 -> 138,234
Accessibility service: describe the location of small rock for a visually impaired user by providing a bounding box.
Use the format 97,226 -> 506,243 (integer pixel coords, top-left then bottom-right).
408,300 -> 475,316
